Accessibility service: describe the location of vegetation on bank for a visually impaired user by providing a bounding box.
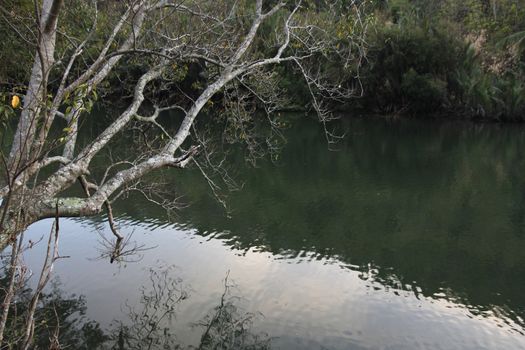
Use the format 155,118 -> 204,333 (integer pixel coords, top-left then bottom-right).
353,0 -> 525,120
279,0 -> 525,120
1,0 -> 525,121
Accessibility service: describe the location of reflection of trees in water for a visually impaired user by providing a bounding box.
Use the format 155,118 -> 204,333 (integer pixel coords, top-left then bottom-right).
192,271 -> 269,350
0,225 -> 108,350
108,267 -> 269,350
107,265 -> 186,350
0,274 -> 107,349
19,118 -> 525,345
101,118 -> 525,331
94,230 -> 156,264
0,260 -> 269,349
73,121 -> 525,337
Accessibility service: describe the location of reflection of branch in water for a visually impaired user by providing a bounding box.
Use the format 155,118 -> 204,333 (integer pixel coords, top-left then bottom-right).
107,264 -> 187,349
109,266 -> 270,350
0,264 -> 107,349
94,230 -> 156,264
1,257 -> 270,349
194,271 -> 269,350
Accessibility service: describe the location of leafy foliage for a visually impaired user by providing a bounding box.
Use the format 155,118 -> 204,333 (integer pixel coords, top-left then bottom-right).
343,0 -> 525,119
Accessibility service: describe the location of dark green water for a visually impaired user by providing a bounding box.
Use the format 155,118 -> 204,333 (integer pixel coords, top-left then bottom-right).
19,116 -> 525,349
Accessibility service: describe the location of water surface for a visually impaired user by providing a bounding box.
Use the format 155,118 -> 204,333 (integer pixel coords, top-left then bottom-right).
21,116 -> 525,349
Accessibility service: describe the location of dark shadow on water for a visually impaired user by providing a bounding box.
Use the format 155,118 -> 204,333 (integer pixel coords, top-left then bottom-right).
77,116 -> 525,333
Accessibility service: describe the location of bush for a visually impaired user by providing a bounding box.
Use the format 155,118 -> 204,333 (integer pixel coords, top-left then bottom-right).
452,44 -> 525,121
401,69 -> 447,112
360,22 -> 464,114
350,1 -> 525,120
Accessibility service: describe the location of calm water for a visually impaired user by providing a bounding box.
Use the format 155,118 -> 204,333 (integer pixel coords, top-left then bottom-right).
18,116 -> 525,349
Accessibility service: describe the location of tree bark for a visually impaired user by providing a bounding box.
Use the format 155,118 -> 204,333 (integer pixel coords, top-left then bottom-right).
8,0 -> 63,174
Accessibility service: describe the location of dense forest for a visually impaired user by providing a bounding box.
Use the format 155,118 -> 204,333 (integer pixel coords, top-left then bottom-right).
2,0 -> 525,120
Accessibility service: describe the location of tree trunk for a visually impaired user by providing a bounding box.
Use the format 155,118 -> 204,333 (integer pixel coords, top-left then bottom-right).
8,0 -> 63,174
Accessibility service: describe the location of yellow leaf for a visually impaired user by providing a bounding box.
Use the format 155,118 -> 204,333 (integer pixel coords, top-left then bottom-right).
11,95 -> 20,109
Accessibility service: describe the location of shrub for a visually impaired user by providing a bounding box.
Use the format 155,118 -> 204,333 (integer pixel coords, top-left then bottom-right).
360,22 -> 464,113
401,68 -> 447,112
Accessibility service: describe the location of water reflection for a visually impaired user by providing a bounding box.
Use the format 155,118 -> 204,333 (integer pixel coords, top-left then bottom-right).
0,260 -> 269,349
106,265 -> 269,350
102,117 -> 525,335
0,271 -> 107,349
13,116 -> 525,348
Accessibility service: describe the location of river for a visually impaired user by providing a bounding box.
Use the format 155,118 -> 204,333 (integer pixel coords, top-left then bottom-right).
19,115 -> 525,349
